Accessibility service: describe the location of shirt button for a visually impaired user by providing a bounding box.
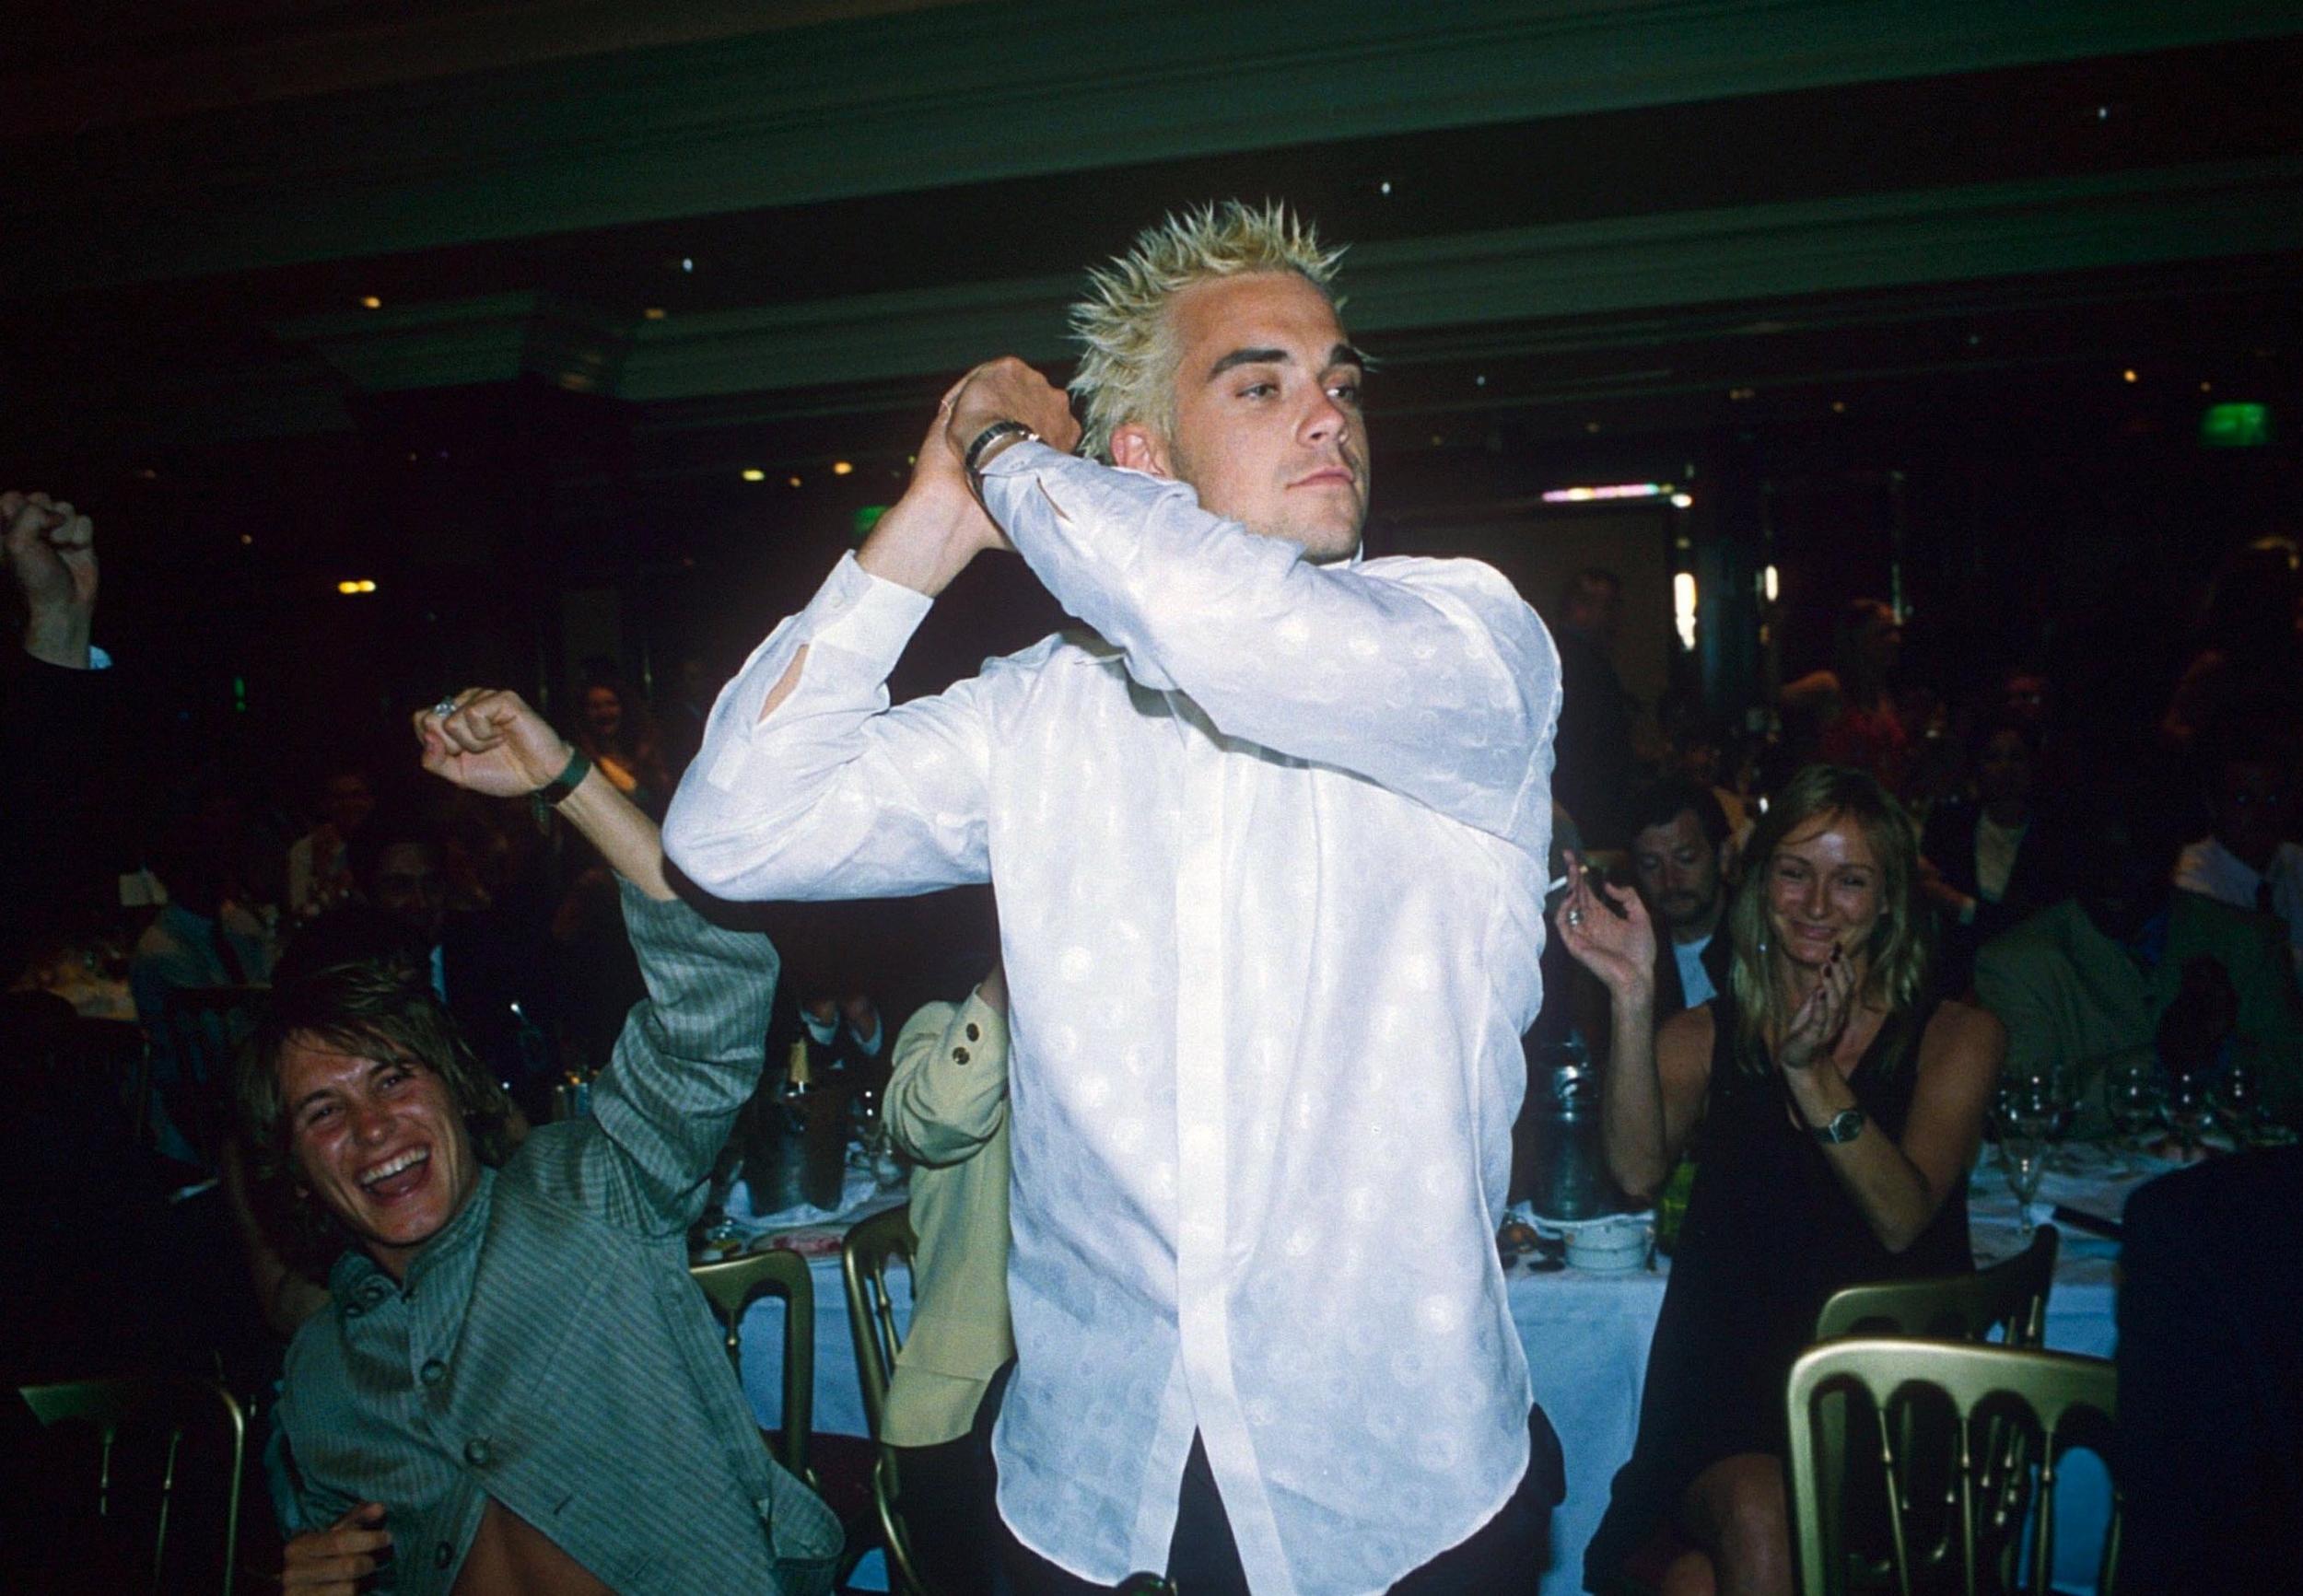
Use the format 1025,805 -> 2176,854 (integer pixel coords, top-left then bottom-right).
463,1438 -> 494,1466
419,1358 -> 447,1387
435,1542 -> 454,1569
952,1047 -> 970,1066
965,1022 -> 981,1042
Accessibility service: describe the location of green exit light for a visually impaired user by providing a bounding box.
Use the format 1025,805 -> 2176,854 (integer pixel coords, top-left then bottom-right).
851,505 -> 889,542
2200,402 -> 2271,449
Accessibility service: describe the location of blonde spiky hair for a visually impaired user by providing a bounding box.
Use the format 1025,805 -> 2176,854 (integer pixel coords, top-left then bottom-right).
1069,201 -> 1347,463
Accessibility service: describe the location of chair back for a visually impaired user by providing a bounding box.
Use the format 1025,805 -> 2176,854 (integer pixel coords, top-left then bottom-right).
841,1205 -> 926,1595
1785,1338 -> 2120,1596
17,1375 -> 247,1595
154,985 -> 265,1163
690,1247 -> 815,1483
1814,1225 -> 2060,1346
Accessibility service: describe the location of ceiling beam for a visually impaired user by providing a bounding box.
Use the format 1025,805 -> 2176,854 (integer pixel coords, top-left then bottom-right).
8,0 -> 2296,294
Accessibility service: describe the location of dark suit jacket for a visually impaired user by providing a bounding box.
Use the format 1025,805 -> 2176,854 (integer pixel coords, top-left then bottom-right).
1922,800 -> 2057,995
0,651 -> 123,946
2115,1147 -> 2303,1595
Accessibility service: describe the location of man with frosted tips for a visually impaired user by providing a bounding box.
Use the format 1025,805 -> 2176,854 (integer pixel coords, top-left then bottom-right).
667,204 -> 1564,1595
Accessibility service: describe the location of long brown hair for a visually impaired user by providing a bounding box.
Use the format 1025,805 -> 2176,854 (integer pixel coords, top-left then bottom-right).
1724,764 -> 1932,1073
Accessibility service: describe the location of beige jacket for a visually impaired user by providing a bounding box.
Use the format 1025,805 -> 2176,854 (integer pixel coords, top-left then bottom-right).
881,991 -> 1013,1447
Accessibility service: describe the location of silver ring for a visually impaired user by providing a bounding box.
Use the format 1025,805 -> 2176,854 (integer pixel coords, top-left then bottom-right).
1565,909 -> 1584,926
432,696 -> 459,718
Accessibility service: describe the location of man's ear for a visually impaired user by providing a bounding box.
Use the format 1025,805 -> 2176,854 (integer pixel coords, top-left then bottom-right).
1110,423 -> 1174,479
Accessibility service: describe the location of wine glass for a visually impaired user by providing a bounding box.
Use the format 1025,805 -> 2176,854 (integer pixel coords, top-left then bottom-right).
2104,1052 -> 2165,1168
2214,1046 -> 2265,1147
1998,1130 -> 2051,1240
1993,1071 -> 2065,1240
2162,1054 -> 2214,1160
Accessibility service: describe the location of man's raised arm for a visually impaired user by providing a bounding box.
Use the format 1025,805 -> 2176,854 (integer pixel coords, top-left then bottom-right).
943,361 -> 1558,853
662,394 -> 1041,905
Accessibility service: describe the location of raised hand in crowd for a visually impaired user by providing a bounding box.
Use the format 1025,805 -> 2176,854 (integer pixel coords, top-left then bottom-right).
1551,851 -> 1656,1002
280,1501 -> 392,1593
3,490 -> 98,669
415,686 -> 673,901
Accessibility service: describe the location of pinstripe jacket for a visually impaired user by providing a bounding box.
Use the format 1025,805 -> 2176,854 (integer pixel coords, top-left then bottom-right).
276,882 -> 841,1594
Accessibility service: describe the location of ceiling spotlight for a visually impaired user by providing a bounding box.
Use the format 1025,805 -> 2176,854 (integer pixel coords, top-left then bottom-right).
643,307 -> 668,320
1379,181 -> 1393,195
337,578 -> 378,595
1670,493 -> 1694,508
2122,368 -> 2138,383
359,295 -> 382,309
135,467 -> 158,480
741,469 -> 766,483
832,460 -> 854,476
1729,386 -> 1756,402
680,257 -> 695,274
788,475 -> 803,488
1830,401 -> 1847,414
1584,421 -> 1602,434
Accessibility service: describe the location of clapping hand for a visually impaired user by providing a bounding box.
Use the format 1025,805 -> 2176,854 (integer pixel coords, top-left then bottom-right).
414,689 -> 574,798
1551,852 -> 1655,999
1777,943 -> 1856,1073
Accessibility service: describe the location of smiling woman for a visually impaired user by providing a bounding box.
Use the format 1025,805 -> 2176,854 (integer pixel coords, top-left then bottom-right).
1555,763 -> 2003,1596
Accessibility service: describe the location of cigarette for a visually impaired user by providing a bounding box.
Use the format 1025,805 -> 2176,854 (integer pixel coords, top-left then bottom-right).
1547,874 -> 1571,894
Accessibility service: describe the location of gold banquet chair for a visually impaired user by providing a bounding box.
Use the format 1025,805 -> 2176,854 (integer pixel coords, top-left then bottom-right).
16,1375 -> 247,1595
692,1246 -> 879,1583
1806,1228 -> 2062,1591
1785,1339 -> 2121,1596
842,1204 -> 929,1596
1814,1226 -> 2060,1347
691,1247 -> 820,1484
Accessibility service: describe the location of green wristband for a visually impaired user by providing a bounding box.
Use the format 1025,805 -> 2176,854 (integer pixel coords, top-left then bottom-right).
537,746 -> 592,807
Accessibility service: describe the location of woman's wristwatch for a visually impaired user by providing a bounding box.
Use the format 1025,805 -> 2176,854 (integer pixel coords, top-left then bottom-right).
1810,1106 -> 1867,1145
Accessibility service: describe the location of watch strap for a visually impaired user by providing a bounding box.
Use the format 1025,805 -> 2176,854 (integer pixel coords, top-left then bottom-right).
964,419 -> 1039,480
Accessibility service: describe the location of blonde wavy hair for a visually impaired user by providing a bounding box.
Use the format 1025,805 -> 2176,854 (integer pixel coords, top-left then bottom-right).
1724,764 -> 1934,1075
1069,201 -> 1347,463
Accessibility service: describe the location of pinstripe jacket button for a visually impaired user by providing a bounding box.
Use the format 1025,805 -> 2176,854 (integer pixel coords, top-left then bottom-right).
435,1542 -> 454,1569
419,1358 -> 447,1387
463,1437 -> 494,1466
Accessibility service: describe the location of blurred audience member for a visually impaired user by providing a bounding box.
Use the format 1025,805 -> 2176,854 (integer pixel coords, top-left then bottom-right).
1921,715 -> 2056,996
1,490 -> 122,973
1975,785 -> 2303,1131
660,651 -> 722,778
2115,1147 -> 2303,1596
133,809 -> 275,1165
882,966 -> 1015,1596
2172,716 -> 2303,978
1626,778 -> 1733,1017
574,671 -> 672,818
285,763 -> 376,921
2161,535 -> 2303,748
1782,599 -> 1908,795
1553,566 -> 1640,849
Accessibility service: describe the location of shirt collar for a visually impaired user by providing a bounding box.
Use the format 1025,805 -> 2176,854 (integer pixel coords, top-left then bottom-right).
328,1163 -> 497,1313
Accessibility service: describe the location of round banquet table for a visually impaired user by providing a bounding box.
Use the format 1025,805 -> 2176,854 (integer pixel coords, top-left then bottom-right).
740,1147 -> 2136,1594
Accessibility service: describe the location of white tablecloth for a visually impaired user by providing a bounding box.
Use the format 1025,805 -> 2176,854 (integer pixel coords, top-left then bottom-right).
739,1146 -> 2142,1593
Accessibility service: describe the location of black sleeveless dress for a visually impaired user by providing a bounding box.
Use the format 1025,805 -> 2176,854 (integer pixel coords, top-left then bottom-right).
1584,990 -> 1970,1589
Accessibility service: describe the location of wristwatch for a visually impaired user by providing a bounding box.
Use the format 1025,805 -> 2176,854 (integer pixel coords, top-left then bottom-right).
1811,1106 -> 1866,1145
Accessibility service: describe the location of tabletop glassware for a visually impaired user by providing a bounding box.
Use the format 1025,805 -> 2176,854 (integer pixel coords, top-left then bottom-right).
2213,1045 -> 2266,1147
2104,1051 -> 2165,1166
1993,1070 -> 2068,1240
2162,1054 -> 2215,1159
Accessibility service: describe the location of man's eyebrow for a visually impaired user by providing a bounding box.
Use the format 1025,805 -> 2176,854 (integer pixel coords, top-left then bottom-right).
1207,346 -> 1289,380
1204,343 -> 1369,381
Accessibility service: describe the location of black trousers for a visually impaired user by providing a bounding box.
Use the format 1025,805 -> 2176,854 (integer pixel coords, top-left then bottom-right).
995,1376 -> 1563,1596
894,1430 -> 1001,1596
